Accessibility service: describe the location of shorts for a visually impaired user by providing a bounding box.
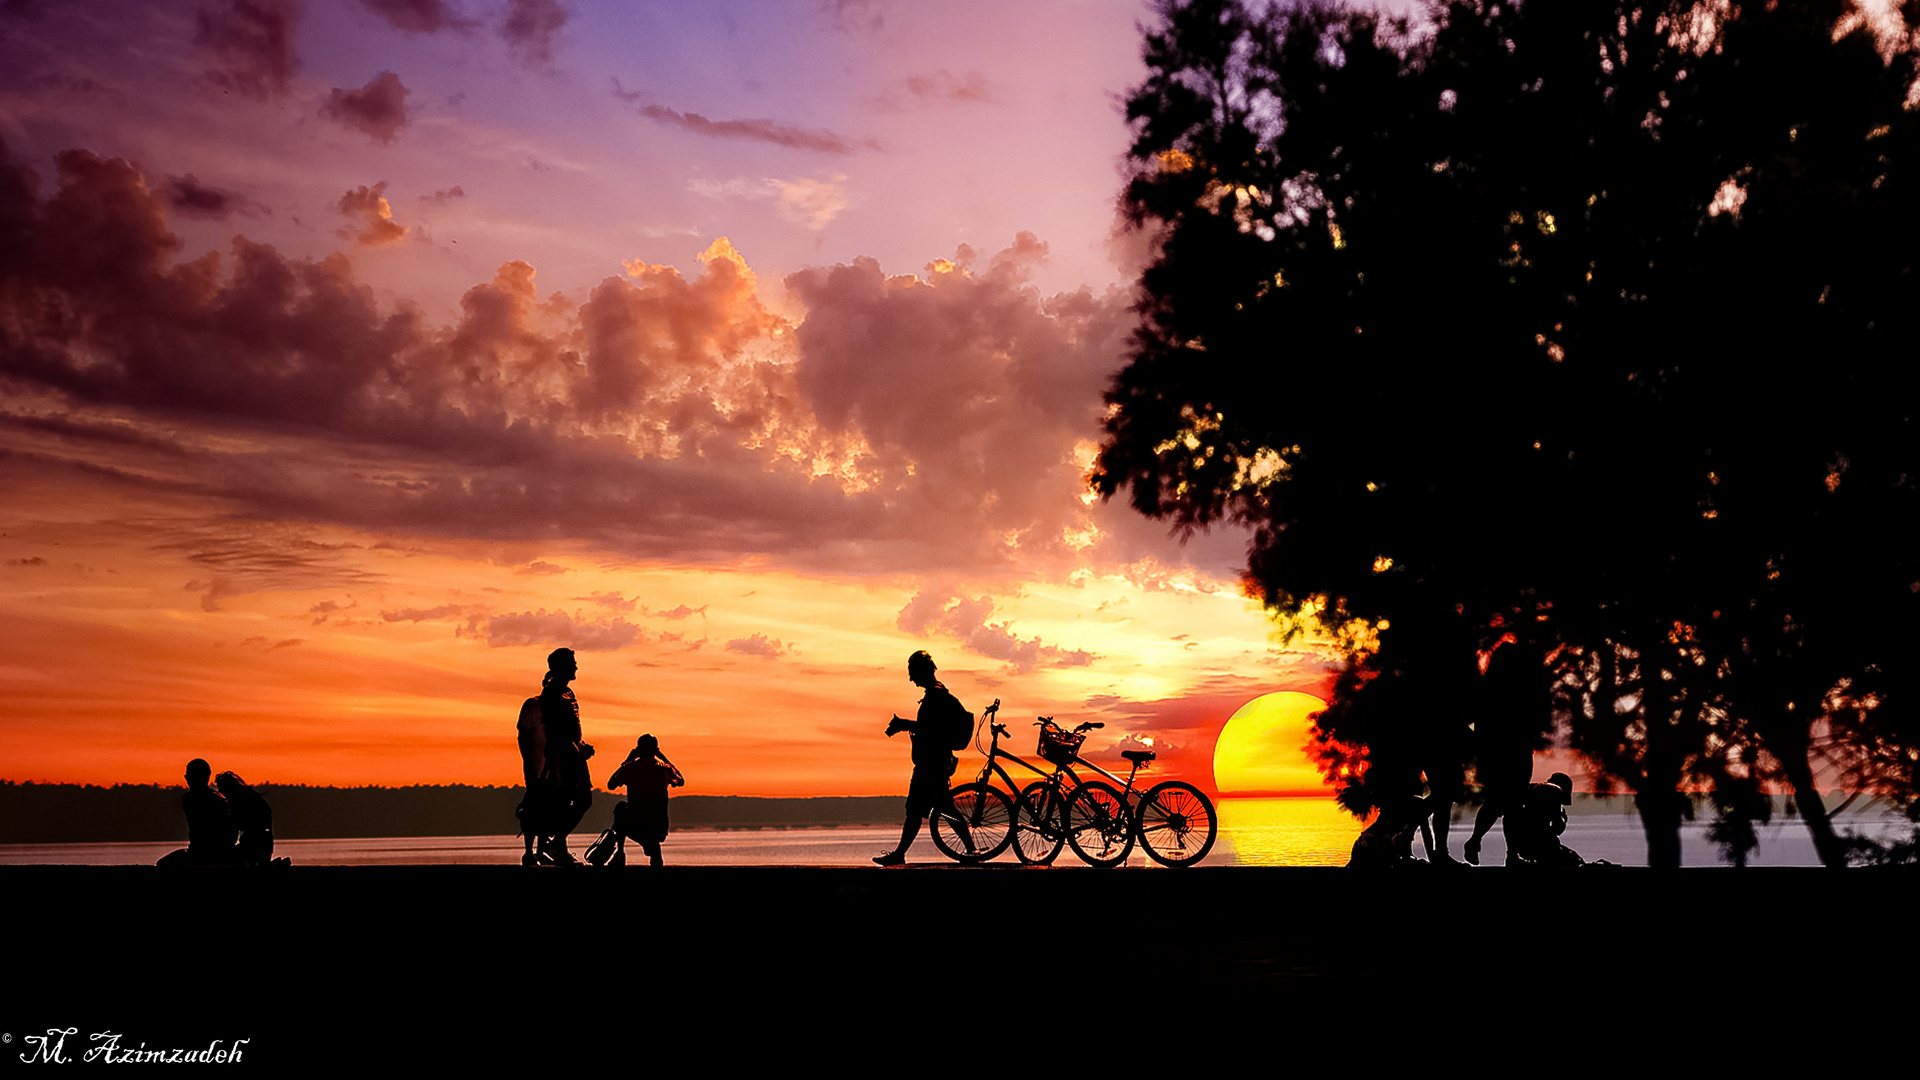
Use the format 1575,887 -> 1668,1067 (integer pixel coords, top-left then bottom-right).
904,757 -> 958,818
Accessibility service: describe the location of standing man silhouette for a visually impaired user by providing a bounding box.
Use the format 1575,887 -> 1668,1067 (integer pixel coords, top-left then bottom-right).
874,650 -> 971,866
535,647 -> 594,865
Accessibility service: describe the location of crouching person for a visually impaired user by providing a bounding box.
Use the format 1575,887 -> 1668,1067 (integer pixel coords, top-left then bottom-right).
603,734 -> 685,867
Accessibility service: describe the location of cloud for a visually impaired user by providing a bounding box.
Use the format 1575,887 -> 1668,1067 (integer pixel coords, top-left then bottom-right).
637,105 -> 859,155
725,633 -> 788,658
0,143 -> 1235,590
688,174 -> 849,230
162,175 -> 257,220
580,592 -> 636,610
896,591 -> 1093,674
324,71 -> 410,144
821,0 -> 885,33
501,0 -> 567,65
195,0 -> 301,100
421,186 -> 466,205
654,605 -> 707,620
381,604 -> 473,622
307,598 -> 356,624
483,608 -> 639,651
359,0 -> 472,34
770,176 -> 848,230
337,182 -> 407,244
515,560 -> 569,575
155,522 -> 385,611
904,69 -> 990,103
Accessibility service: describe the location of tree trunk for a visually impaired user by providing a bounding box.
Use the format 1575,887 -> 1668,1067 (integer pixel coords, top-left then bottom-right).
1636,646 -> 1684,869
1775,736 -> 1848,868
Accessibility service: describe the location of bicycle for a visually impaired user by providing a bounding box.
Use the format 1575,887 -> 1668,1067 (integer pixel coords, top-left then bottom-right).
927,699 -> 1019,863
1021,717 -> 1219,868
928,700 -> 1074,864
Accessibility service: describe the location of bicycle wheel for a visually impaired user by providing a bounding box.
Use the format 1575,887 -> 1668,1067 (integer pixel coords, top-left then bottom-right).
1135,780 -> 1218,867
1065,780 -> 1135,868
930,784 -> 1014,863
1013,781 -> 1065,865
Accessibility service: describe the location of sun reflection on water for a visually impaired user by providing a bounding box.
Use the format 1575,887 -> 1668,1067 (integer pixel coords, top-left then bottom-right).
1216,797 -> 1362,866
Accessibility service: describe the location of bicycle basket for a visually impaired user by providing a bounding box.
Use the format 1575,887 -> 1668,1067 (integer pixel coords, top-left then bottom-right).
1037,722 -> 1085,766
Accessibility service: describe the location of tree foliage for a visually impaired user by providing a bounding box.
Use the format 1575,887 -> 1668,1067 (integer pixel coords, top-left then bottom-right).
1098,0 -> 1920,864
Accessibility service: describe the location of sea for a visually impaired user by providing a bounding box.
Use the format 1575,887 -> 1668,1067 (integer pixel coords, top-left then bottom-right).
1,797 -> 1906,867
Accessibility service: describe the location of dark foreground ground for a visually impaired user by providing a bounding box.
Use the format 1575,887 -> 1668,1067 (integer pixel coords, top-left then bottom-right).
4,864 -> 1910,1069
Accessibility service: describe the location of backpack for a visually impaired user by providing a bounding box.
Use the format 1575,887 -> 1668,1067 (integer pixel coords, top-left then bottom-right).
944,692 -> 975,752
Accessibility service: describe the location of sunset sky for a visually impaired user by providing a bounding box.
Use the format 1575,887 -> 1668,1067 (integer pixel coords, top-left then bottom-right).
0,0 -> 1343,796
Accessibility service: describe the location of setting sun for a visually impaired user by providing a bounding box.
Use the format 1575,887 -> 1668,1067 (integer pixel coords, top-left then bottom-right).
1211,691 -> 1328,797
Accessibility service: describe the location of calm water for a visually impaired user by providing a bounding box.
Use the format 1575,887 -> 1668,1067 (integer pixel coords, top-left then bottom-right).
2,797 -> 1903,866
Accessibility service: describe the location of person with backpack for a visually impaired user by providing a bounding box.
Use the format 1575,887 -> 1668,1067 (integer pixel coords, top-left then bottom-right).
873,650 -> 974,866
522,647 -> 595,865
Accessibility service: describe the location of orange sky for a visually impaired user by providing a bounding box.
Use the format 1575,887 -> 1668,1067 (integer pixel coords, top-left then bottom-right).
0,2 -> 1355,796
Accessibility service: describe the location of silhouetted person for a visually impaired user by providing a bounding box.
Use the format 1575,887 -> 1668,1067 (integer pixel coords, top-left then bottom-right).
1347,794 -> 1433,867
1507,772 -> 1583,867
1418,716 -> 1474,864
874,650 -> 972,866
603,734 -> 685,867
1464,636 -> 1543,865
516,693 -> 547,865
156,758 -> 234,866
215,771 -> 276,865
533,647 -> 594,864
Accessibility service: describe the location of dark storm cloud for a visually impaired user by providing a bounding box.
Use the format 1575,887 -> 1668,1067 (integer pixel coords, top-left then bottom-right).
0,140 -> 1214,587
358,0 -> 472,34
323,71 -> 409,144
194,0 -> 301,100
500,0 -> 566,65
636,105 -> 859,155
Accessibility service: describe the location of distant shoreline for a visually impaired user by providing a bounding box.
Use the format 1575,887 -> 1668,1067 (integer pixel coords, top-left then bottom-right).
0,782 -> 912,843
1,780 -> 1896,844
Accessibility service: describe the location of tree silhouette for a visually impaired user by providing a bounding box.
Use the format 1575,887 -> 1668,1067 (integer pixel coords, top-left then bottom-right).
1098,0 -> 1919,865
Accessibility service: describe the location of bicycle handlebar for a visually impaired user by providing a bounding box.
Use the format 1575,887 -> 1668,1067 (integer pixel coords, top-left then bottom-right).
1032,716 -> 1104,732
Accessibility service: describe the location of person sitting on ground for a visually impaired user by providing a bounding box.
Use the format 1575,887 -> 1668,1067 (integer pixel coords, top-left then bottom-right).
1506,772 -> 1583,867
216,771 -> 277,866
605,734 -> 685,867
157,758 -> 234,867
1347,794 -> 1433,868
874,650 -> 973,866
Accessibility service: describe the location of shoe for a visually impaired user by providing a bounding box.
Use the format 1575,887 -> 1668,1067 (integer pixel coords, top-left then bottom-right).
1463,838 -> 1481,866
522,851 -> 539,867
872,851 -> 905,866
610,850 -> 626,867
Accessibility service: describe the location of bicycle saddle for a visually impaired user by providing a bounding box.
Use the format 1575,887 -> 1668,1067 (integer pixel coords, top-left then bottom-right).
1122,749 -> 1156,765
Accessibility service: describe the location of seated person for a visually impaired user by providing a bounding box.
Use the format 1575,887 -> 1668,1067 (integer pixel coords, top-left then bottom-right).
156,758 -> 234,867
1506,772 -> 1583,867
216,771 -> 276,865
